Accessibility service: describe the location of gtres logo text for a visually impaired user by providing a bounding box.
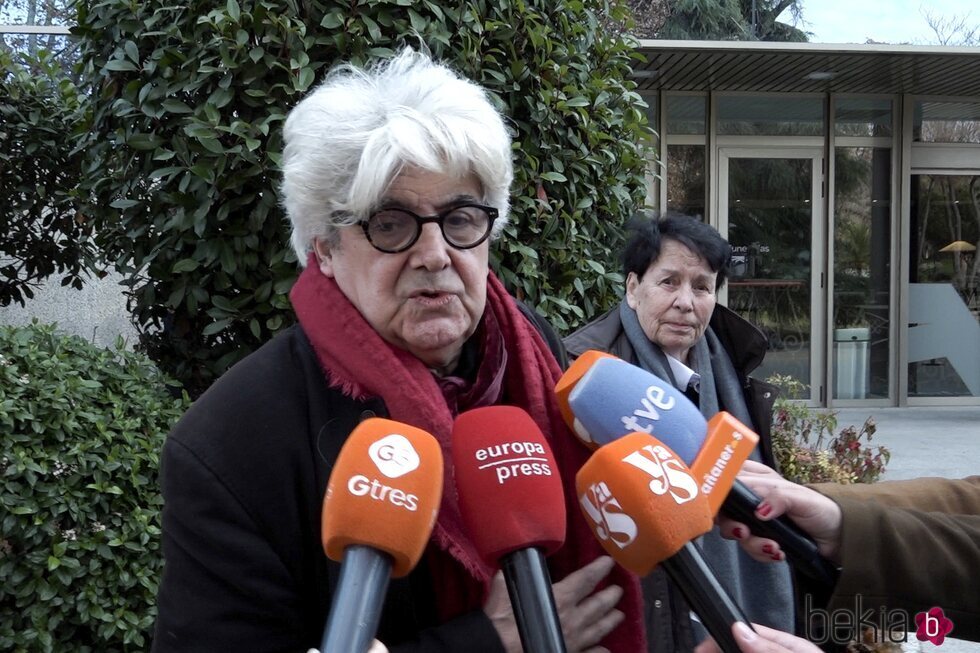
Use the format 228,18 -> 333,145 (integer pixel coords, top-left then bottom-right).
620,383 -> 675,434
580,481 -> 638,549
475,441 -> 553,485
346,433 -> 421,512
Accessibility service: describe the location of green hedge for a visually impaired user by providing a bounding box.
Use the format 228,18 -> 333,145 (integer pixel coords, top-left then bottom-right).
0,323 -> 189,651
75,0 -> 653,396
0,49 -> 92,307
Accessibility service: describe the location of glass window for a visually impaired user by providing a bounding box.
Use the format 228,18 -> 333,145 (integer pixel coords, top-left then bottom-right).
908,174 -> 980,397
666,95 -> 705,135
833,147 -> 892,400
835,98 -> 893,137
718,96 -> 824,136
666,145 -> 705,219
913,101 -> 980,144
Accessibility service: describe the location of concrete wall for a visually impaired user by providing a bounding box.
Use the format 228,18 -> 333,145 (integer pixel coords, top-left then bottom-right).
0,270 -> 139,348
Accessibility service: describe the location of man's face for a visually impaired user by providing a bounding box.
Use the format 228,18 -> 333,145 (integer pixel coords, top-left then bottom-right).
625,239 -> 718,363
315,166 -> 489,375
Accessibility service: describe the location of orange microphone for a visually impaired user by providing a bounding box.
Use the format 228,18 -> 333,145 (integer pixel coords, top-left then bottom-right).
561,353 -> 839,589
577,432 -> 751,653
320,418 -> 443,653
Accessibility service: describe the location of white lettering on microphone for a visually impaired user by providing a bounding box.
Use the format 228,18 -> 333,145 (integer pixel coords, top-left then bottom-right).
622,444 -> 699,505
347,474 -> 419,511
475,441 -> 554,485
580,481 -> 638,548
701,444 -> 736,495
619,384 -> 676,434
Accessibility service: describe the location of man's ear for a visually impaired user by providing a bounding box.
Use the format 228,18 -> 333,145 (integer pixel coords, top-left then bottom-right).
625,271 -> 639,309
313,238 -> 335,278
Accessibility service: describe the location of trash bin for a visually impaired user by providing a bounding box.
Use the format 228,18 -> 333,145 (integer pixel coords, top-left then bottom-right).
834,327 -> 870,399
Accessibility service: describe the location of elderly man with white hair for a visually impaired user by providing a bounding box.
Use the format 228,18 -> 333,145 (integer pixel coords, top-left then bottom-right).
151,47 -> 645,653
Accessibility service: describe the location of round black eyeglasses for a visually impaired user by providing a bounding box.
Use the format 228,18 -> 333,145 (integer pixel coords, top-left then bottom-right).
361,204 -> 498,254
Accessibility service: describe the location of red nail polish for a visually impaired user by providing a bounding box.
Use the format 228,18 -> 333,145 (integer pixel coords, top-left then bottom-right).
762,543 -> 774,554
771,552 -> 783,562
733,527 -> 744,539
757,503 -> 773,517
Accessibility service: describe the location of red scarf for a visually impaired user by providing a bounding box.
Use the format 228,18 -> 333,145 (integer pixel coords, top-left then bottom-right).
291,260 -> 645,650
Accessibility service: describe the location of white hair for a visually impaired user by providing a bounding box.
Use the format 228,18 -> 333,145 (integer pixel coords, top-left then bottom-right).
281,46 -> 514,264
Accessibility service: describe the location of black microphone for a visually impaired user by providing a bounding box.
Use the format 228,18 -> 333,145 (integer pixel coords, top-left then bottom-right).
452,406 -> 569,653
319,419 -> 443,652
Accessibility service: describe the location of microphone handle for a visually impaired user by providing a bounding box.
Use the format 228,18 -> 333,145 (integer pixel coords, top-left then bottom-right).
500,548 -> 568,653
724,481 -> 840,588
662,542 -> 751,653
320,545 -> 392,653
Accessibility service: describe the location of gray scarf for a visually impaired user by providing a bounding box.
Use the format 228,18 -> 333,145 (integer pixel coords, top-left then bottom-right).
619,300 -> 795,637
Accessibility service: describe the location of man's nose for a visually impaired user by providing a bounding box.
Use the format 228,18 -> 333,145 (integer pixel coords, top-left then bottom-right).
409,222 -> 451,270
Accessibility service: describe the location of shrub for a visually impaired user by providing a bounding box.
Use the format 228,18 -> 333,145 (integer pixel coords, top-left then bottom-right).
0,323 -> 189,651
768,374 -> 890,484
0,48 -> 93,307
74,0 -> 652,396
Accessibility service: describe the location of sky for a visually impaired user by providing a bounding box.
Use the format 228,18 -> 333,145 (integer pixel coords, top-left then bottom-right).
785,0 -> 977,44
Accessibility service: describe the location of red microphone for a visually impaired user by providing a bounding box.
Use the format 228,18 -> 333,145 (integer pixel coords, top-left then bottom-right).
453,406 -> 567,653
320,418 -> 443,653
577,432 -> 752,653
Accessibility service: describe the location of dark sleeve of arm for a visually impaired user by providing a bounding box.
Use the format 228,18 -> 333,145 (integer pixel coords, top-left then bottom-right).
828,497 -> 980,641
516,300 -> 569,369
152,437 -> 311,653
389,611 -> 506,653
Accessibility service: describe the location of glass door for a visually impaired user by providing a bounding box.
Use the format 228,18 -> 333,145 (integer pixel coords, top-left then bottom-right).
719,149 -> 825,404
908,173 -> 980,399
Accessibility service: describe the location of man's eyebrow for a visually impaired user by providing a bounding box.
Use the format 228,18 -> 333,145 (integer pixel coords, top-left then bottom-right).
376,193 -> 482,211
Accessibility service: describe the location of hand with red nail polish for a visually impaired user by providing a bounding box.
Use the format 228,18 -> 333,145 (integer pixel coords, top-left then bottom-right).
724,461 -> 844,563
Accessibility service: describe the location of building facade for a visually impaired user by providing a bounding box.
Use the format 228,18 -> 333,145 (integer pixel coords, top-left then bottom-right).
636,40 -> 980,407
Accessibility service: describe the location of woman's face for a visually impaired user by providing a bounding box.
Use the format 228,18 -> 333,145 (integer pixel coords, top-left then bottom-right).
625,239 -> 718,363
314,166 -> 489,375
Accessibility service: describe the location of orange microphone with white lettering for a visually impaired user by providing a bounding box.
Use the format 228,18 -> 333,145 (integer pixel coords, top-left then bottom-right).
320,418 -> 443,653
577,432 -> 751,653
452,406 -> 567,653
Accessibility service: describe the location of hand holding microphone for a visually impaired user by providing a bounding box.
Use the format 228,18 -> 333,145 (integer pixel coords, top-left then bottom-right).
560,354 -> 840,588
718,460 -> 844,564
319,419 -> 443,653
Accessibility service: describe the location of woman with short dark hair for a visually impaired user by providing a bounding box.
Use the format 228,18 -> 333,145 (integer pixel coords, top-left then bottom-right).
565,211 -> 794,653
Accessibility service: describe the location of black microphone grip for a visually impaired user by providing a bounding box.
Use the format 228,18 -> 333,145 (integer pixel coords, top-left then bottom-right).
663,542 -> 751,653
500,548 -> 568,653
724,481 -> 840,587
320,545 -> 392,653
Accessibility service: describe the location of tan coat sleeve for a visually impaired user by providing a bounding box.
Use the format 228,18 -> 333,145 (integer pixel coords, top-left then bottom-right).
811,476 -> 980,514
820,495 -> 980,643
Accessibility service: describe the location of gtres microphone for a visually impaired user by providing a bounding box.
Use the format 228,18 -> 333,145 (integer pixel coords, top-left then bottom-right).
577,432 -> 751,653
320,418 -> 443,653
452,406 -> 568,653
562,354 -> 840,588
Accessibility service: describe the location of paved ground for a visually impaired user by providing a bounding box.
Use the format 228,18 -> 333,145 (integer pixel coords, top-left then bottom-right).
820,406 -> 980,652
